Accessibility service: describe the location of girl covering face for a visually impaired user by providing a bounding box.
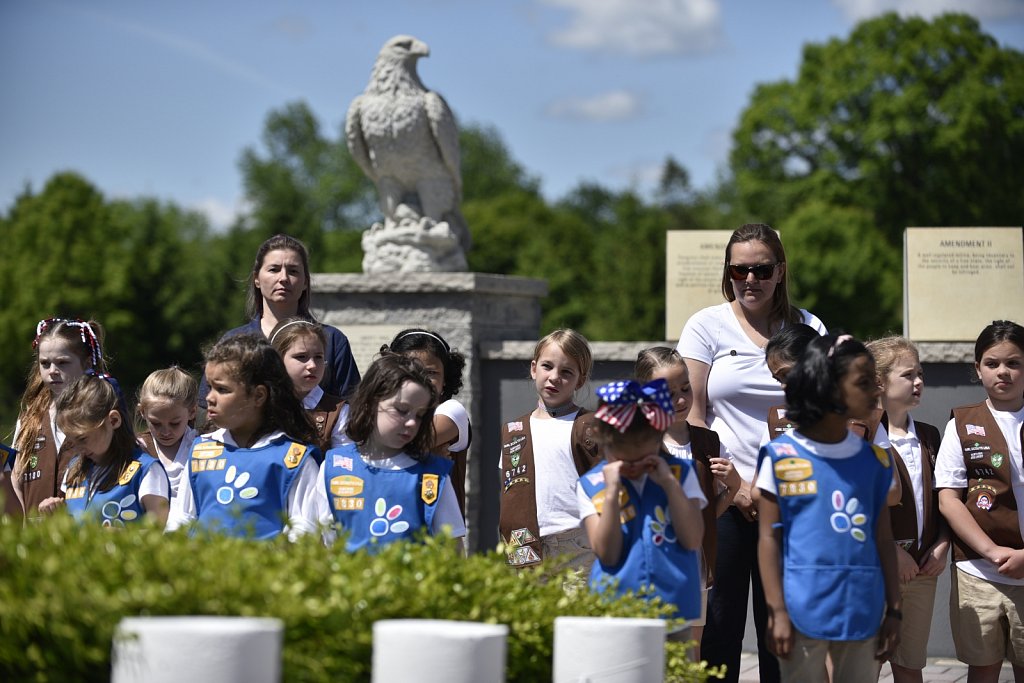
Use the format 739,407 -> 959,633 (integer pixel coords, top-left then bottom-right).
314,353 -> 466,552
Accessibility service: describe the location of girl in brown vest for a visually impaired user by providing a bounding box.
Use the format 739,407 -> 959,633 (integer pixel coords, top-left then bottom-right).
137,367 -> 199,506
866,336 -> 946,683
9,318 -> 106,519
498,328 -> 599,572
936,320 -> 1024,683
635,346 -> 738,659
269,318 -> 348,461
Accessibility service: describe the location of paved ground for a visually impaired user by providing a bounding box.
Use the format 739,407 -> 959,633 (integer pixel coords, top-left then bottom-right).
735,652 -> 1017,682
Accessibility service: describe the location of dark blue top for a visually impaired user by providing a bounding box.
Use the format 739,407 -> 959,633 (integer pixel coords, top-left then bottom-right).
199,319 -> 360,407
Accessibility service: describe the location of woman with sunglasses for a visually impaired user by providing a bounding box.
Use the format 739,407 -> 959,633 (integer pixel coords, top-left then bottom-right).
676,223 -> 826,683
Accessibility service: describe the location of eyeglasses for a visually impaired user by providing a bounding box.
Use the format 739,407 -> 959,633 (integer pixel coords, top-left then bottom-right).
728,263 -> 779,281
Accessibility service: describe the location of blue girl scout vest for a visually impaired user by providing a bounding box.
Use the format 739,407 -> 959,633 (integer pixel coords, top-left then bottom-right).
322,443 -> 453,552
578,457 -> 702,620
65,450 -> 166,527
187,436 -> 316,539
761,433 -> 892,640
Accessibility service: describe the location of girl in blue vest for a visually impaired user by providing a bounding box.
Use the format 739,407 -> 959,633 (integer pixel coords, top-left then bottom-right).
935,321 -> 1024,683
314,353 -> 465,551
755,334 -> 901,682
577,378 -> 707,636
38,373 -> 169,527
165,334 -> 321,540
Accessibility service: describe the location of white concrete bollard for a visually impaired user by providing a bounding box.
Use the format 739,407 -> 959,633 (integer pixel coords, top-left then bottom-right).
371,619 -> 508,683
111,616 -> 283,683
553,616 -> 666,683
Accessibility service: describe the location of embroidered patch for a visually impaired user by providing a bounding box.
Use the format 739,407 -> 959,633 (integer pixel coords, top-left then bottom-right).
28,454 -> 38,470
650,505 -> 676,546
503,476 -> 529,492
778,480 -> 818,497
330,475 -> 364,497
586,472 -> 604,486
192,442 -> 224,459
508,545 -> 541,566
872,445 -> 890,468
370,497 -> 408,536
772,442 -> 797,457
976,493 -> 993,511
333,497 -> 364,511
191,458 -> 226,473
896,539 -> 915,552
992,453 -> 1004,469
66,485 -> 86,500
511,451 -> 520,468
421,473 -> 439,505
829,490 -> 868,542
333,454 -> 354,471
777,408 -> 787,419
117,461 -> 141,485
670,464 -> 682,481
966,424 -> 986,437
509,528 -> 537,546
283,443 -> 307,469
774,457 -> 813,482
507,421 -> 524,432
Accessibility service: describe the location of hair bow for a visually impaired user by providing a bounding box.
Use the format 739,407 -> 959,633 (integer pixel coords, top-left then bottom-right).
85,369 -> 130,418
34,318 -> 103,370
828,334 -> 854,358
594,379 -> 675,433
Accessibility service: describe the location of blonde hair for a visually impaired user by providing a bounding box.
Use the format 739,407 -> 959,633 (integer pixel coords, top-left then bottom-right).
533,328 -> 593,384
138,367 -> 198,414
865,336 -> 920,387
634,346 -> 685,383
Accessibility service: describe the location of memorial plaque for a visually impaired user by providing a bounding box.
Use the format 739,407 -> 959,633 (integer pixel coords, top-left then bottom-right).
666,230 -> 732,340
340,324 -> 408,375
905,227 -> 1024,341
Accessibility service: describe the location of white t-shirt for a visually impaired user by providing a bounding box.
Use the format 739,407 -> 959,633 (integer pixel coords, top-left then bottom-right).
303,386 -> 353,449
530,414 -> 586,537
150,426 -> 197,503
576,465 -> 708,520
934,404 -> 1024,586
874,418 -> 926,542
678,303 -> 826,482
435,399 -> 471,451
756,430 -> 893,495
165,429 -> 320,541
313,452 -> 466,546
60,460 -> 170,502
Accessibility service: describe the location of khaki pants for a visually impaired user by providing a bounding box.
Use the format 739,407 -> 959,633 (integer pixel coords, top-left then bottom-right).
780,629 -> 880,683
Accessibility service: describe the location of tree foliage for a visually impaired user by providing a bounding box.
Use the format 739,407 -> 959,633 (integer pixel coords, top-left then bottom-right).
730,12 -> 1024,335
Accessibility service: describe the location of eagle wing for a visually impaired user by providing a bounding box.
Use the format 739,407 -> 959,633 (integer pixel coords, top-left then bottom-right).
423,91 -> 461,198
344,95 -> 375,181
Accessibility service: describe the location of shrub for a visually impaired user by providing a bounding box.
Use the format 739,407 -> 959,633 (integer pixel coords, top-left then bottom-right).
0,515 -> 719,681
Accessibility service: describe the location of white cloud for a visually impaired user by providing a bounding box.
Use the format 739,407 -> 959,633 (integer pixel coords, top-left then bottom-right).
833,0 -> 1024,22
546,90 -> 642,121
191,196 -> 248,231
540,0 -> 722,57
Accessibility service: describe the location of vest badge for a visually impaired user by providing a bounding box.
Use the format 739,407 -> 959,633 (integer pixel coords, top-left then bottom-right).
118,461 -> 141,485
774,457 -> 813,482
421,473 -> 439,505
283,443 -> 307,469
872,445 -> 890,468
28,454 -> 38,470
192,441 -> 224,459
507,421 -> 523,432
966,424 -> 986,437
508,545 -> 541,566
977,493 -> 993,511
330,475 -> 364,497
510,527 -> 537,546
991,453 -> 1004,469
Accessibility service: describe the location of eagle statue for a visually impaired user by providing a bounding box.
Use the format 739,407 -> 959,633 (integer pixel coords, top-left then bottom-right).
346,35 -> 470,272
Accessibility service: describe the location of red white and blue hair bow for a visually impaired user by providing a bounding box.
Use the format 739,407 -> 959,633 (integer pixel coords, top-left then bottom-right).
33,318 -> 103,370
594,379 -> 675,433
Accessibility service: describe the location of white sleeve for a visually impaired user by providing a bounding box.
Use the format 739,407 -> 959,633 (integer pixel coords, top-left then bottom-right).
165,469 -> 196,531
313,460 -> 337,546
286,456 -> 321,541
676,307 -> 717,364
435,400 -> 470,451
755,452 -> 777,495
758,424 -> 772,450
59,469 -> 68,494
431,476 -> 466,538
577,478 -> 597,521
330,404 -> 353,449
934,418 -> 966,489
799,309 -> 828,334
139,463 -> 170,501
873,422 -> 891,449
681,467 -> 709,510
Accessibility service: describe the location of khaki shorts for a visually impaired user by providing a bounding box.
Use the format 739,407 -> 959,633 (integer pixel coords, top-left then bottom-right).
890,574 -> 938,669
950,567 -> 1024,666
781,629 -> 880,683
541,527 -> 594,593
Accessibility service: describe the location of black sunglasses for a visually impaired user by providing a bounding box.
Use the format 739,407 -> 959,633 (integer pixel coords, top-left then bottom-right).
728,263 -> 779,281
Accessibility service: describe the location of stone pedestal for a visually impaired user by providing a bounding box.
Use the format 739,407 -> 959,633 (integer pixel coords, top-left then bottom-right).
311,272 -> 547,548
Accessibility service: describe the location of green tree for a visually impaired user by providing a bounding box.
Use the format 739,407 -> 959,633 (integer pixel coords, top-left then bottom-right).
730,12 -> 1024,334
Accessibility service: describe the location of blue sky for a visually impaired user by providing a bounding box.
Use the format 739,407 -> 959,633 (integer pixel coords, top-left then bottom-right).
2,0 -> 1022,229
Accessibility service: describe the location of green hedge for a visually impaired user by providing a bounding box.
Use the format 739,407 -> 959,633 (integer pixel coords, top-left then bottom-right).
0,515 -> 721,681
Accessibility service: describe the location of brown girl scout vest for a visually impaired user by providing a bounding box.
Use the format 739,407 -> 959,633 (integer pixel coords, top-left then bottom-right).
16,420 -> 74,519
685,425 -> 722,586
499,410 -> 599,567
310,392 -> 345,462
882,413 -> 942,563
951,402 -> 1024,562
768,406 -> 886,443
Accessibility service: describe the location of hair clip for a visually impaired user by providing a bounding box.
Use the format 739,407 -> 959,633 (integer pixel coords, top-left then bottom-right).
594,379 -> 674,433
